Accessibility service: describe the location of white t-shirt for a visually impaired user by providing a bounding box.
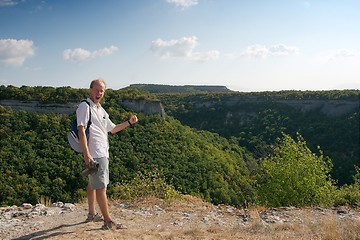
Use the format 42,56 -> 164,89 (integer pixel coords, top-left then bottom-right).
76,98 -> 116,158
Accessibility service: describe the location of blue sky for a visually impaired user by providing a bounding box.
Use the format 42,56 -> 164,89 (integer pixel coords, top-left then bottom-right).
0,0 -> 359,91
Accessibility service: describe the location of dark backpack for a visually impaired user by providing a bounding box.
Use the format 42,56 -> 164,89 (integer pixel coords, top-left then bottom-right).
67,100 -> 92,152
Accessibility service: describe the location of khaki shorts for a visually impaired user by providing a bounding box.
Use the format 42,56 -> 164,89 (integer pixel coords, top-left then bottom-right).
89,157 -> 109,189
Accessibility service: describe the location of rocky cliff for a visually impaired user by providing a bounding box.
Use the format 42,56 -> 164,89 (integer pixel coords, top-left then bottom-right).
0,99 -> 166,117
0,100 -> 78,114
118,99 -> 166,118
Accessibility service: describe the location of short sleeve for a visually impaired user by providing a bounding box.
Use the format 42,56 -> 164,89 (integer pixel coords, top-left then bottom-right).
76,101 -> 90,128
105,112 -> 116,132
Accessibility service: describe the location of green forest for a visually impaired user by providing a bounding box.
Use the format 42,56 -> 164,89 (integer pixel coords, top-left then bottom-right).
0,85 -> 359,208
156,90 -> 359,186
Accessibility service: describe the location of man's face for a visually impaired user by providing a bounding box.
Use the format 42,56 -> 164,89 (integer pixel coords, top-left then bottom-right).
90,81 -> 105,104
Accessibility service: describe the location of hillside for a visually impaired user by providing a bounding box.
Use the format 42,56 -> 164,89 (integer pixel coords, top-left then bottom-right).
157,90 -> 360,185
0,97 -> 256,207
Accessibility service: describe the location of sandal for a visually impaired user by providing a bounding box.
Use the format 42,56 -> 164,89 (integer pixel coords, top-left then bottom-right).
86,213 -> 103,222
101,220 -> 127,230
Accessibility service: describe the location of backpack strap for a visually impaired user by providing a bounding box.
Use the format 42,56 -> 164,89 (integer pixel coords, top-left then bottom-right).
81,100 -> 92,128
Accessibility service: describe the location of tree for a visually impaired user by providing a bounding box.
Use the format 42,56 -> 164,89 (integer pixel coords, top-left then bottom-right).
257,133 -> 336,207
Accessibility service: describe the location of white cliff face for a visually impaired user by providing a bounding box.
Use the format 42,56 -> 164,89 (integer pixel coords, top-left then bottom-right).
0,99 -> 166,117
118,99 -> 166,118
0,100 -> 79,114
275,99 -> 359,117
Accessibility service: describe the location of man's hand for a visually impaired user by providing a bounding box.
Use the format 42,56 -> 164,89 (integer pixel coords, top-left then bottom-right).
84,154 -> 93,166
129,115 -> 138,125
111,115 -> 139,134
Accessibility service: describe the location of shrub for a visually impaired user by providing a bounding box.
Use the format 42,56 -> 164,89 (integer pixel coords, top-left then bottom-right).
111,170 -> 183,202
333,167 -> 360,207
257,133 -> 336,207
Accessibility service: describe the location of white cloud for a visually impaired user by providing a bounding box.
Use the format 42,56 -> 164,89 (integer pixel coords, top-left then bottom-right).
63,48 -> 92,62
150,36 -> 219,61
166,0 -> 198,9
0,39 -> 35,67
192,50 -> 220,61
241,44 -> 270,58
0,0 -> 17,7
241,44 -> 299,58
92,46 -> 118,58
329,49 -> 356,61
151,36 -> 196,58
63,45 -> 118,62
269,44 -> 299,56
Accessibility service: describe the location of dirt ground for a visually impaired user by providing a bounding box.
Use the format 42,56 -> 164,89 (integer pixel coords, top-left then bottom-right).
2,195 -> 360,240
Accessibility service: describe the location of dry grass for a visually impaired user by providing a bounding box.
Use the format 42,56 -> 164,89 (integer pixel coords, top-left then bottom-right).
183,204 -> 360,240
4,196 -> 360,240
38,195 -> 52,206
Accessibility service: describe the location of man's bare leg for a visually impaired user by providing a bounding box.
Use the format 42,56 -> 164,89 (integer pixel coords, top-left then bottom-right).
96,188 -> 111,222
87,183 -> 96,215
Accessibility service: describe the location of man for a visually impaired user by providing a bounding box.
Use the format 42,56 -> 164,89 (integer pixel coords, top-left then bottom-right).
77,78 -> 138,230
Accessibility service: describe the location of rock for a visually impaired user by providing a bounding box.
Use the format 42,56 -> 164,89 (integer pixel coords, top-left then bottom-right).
154,205 -> 166,215
21,203 -> 33,209
117,202 -> 132,209
62,203 -> 76,211
51,202 -> 64,208
182,212 -> 191,220
336,207 -> 348,214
